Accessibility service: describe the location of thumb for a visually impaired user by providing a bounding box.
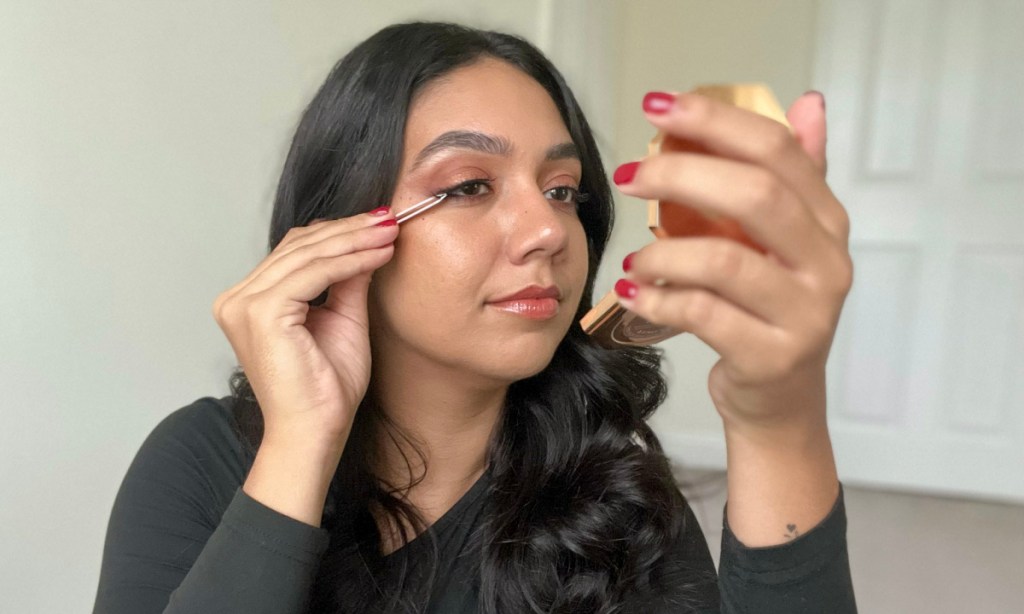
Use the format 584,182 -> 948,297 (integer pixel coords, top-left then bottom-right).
322,271 -> 374,326
786,91 -> 828,176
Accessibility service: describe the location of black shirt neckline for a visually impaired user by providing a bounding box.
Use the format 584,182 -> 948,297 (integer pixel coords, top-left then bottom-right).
381,464 -> 492,560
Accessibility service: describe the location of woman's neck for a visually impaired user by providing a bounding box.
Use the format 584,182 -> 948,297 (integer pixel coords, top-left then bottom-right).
368,348 -> 505,501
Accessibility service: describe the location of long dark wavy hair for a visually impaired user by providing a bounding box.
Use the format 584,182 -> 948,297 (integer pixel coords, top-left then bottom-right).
227,21 -> 706,614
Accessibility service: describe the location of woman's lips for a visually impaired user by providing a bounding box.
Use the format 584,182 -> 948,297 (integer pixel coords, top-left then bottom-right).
487,297 -> 559,319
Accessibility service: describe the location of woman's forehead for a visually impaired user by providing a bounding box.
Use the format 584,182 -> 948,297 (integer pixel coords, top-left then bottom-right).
404,59 -> 570,153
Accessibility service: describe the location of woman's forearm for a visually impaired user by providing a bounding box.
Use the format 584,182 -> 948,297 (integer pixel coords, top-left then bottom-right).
722,414 -> 840,547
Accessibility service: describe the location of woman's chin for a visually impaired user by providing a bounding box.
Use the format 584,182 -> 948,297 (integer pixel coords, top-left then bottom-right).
476,347 -> 560,384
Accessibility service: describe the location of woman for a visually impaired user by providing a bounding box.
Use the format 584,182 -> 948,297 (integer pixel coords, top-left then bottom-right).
94,21 -> 856,614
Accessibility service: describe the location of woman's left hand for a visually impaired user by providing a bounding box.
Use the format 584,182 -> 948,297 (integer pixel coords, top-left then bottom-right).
611,91 -> 853,433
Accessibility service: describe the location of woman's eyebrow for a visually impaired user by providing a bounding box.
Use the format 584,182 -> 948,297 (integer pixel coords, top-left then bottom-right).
545,142 -> 579,162
409,130 -> 578,172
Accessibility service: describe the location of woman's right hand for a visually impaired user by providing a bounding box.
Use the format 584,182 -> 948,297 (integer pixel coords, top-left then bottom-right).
212,207 -> 398,454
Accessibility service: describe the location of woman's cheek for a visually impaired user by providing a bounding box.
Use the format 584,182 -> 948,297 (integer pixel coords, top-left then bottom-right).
415,224 -> 486,302
571,225 -> 590,274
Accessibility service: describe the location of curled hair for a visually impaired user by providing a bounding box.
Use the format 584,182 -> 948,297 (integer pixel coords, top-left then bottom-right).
228,21 -> 706,613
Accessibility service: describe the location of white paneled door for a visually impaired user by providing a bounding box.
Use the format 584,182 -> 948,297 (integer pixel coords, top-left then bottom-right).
814,0 -> 1024,502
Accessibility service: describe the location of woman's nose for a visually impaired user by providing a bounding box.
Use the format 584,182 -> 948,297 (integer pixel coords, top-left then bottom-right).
503,186 -> 571,264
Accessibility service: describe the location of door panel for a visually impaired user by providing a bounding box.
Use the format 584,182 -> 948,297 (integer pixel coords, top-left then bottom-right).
815,0 -> 1024,502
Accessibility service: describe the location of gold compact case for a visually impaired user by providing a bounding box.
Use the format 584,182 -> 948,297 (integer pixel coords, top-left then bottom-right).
580,83 -> 792,349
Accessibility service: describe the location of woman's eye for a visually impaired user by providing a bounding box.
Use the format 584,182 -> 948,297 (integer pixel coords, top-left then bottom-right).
545,186 -> 580,204
447,180 -> 492,198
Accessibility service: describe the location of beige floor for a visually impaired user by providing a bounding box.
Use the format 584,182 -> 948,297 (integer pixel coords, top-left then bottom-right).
674,468 -> 1024,613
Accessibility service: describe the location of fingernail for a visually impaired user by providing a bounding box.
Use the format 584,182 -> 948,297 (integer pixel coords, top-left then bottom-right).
643,91 -> 676,114
375,218 -> 397,227
614,278 -> 638,299
622,252 -> 636,272
369,206 -> 390,216
613,161 -> 640,185
805,90 -> 825,111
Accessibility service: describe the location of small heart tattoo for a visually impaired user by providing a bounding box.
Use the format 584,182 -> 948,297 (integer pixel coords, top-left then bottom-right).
784,523 -> 801,540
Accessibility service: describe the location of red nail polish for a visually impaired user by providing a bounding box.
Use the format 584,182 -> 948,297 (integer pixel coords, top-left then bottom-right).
375,218 -> 397,227
614,278 -> 638,299
613,161 -> 640,185
369,206 -> 390,216
805,90 -> 825,111
643,91 -> 675,114
622,252 -> 635,272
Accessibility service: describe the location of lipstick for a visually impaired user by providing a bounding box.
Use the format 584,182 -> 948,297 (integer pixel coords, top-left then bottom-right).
488,285 -> 561,320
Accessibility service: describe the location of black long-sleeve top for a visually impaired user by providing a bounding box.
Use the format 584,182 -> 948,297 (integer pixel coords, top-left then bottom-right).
92,396 -> 857,613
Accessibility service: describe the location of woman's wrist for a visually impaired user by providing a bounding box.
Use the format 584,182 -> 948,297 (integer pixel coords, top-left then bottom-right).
722,415 -> 840,547
242,432 -> 348,528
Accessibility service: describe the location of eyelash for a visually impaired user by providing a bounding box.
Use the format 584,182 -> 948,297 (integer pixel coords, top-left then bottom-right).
437,178 -> 591,207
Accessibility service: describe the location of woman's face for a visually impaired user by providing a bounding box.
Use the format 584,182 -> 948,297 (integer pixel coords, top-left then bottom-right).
369,57 -> 590,384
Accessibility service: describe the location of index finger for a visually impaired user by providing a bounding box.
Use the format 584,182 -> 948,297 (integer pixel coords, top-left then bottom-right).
641,91 -> 845,242
224,207 -> 394,298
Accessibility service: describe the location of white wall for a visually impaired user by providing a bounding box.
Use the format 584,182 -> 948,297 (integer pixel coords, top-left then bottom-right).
0,0 -> 816,609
